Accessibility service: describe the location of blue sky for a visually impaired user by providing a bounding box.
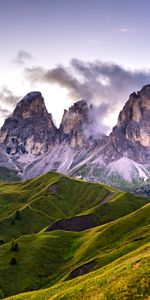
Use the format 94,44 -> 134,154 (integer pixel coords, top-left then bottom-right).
1,0 -> 150,67
0,0 -> 150,131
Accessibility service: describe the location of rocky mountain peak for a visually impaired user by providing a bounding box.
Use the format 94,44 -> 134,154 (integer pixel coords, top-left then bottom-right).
117,85 -> 150,147
69,99 -> 89,113
0,86 -> 149,187
0,94 -> 95,158
59,100 -> 92,147
13,91 -> 47,120
0,92 -> 57,156
140,84 -> 150,97
118,84 -> 150,126
104,85 -> 150,164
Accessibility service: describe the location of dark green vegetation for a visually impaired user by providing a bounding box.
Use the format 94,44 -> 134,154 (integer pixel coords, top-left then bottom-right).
0,166 -> 20,183
0,172 -> 149,299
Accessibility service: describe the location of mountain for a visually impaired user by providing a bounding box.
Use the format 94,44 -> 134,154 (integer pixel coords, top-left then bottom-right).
103,85 -> 150,164
0,172 -> 149,299
59,99 -> 93,146
0,89 -> 149,299
0,91 -> 57,156
71,85 -> 150,189
0,86 -> 149,190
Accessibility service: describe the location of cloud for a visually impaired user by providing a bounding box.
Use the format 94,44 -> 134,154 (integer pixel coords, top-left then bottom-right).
13,50 -> 34,65
25,65 -> 91,100
0,107 -> 10,118
0,87 -> 20,121
0,87 -> 20,106
118,28 -> 133,33
89,38 -> 100,45
24,59 -> 150,134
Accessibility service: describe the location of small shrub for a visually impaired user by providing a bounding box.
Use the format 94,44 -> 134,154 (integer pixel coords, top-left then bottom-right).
10,218 -> 15,225
10,257 -> 17,265
15,210 -> 21,220
0,288 -> 5,299
10,210 -> 21,225
10,241 -> 19,252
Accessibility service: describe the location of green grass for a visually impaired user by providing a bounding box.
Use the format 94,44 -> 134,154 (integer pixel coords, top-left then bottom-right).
5,242 -> 150,300
0,171 -> 149,299
0,172 -> 113,241
0,173 -> 148,242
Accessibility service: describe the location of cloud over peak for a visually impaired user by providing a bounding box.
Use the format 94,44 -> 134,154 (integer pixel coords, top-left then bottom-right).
24,59 -> 150,133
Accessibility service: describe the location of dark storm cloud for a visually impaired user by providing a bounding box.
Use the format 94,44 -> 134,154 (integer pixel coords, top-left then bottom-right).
25,59 -> 150,133
13,50 -> 34,65
71,59 -> 150,99
25,65 -> 92,100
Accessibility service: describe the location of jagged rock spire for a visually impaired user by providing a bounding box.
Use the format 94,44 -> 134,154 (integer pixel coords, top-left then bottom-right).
0,92 -> 57,155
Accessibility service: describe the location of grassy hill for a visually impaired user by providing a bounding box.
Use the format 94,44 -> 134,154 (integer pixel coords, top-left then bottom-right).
5,242 -> 150,300
0,172 -> 149,299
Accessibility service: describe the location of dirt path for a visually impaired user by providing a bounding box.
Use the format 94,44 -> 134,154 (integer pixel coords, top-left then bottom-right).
100,192 -> 114,204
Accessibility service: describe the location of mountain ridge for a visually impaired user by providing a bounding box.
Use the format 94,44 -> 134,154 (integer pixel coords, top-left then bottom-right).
0,84 -> 149,190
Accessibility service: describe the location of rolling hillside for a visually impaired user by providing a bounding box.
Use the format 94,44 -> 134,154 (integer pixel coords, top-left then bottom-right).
0,172 -> 149,299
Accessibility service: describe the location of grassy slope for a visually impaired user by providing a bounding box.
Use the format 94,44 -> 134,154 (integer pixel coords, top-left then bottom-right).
0,166 -> 20,183
0,172 -> 149,299
0,172 -> 112,241
1,204 -> 150,299
0,173 -> 148,242
5,242 -> 150,300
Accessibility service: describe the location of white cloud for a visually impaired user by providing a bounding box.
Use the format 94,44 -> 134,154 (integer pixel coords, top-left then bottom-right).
13,50 -> 34,65
119,28 -> 133,33
89,38 -> 100,45
24,59 -> 150,133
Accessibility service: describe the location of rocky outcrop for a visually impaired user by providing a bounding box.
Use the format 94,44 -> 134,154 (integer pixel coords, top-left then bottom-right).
0,95 -> 95,157
103,85 -> 150,164
59,100 -> 93,147
0,92 -> 57,155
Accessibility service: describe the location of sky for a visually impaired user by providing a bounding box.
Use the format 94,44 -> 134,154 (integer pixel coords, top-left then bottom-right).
1,0 -> 150,132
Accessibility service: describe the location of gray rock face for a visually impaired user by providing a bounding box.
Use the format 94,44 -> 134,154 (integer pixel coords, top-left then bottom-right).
0,92 -> 57,155
103,85 -> 150,164
0,95 -> 95,157
0,145 -> 18,170
58,100 -> 93,147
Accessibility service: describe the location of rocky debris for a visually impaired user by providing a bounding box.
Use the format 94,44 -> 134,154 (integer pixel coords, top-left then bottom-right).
134,184 -> 150,196
103,84 -> 150,164
0,145 -> 18,170
48,184 -> 59,194
67,260 -> 96,279
46,213 -> 98,232
0,92 -> 57,155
